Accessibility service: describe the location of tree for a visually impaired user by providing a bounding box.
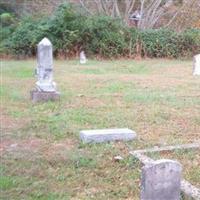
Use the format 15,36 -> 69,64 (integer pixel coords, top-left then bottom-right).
166,0 -> 200,31
78,0 -> 200,30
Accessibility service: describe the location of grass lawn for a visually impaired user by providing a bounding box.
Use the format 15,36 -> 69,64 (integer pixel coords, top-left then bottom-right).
1,59 -> 200,199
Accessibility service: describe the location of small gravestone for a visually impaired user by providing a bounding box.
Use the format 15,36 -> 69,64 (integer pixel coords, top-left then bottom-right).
193,54 -> 200,75
80,128 -> 137,143
141,159 -> 182,200
31,37 -> 60,102
80,51 -> 87,64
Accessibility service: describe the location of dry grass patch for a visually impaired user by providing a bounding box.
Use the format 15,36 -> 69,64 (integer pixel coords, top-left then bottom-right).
1,59 -> 199,199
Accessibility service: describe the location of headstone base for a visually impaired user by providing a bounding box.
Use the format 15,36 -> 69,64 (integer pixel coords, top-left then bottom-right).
31,90 -> 60,103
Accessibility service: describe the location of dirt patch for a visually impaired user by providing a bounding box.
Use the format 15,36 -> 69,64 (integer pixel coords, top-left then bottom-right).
1,138 -> 77,153
50,138 -> 76,151
0,138 -> 46,153
65,96 -> 107,109
0,108 -> 30,133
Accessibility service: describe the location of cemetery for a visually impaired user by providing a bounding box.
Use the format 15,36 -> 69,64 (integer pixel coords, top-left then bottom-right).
1,1 -> 200,200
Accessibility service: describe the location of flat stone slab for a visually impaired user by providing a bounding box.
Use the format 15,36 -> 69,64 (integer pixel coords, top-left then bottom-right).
80,128 -> 137,143
31,90 -> 60,103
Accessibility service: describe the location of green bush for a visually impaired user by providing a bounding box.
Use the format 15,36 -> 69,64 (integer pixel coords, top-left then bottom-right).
177,29 -> 200,57
46,3 -> 86,56
81,16 -> 129,57
5,4 -> 86,57
140,29 -> 179,58
0,13 -> 14,26
5,17 -> 47,56
2,3 -> 200,58
0,12 -> 16,55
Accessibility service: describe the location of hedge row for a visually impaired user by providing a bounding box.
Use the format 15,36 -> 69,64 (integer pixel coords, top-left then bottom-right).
1,4 -> 200,58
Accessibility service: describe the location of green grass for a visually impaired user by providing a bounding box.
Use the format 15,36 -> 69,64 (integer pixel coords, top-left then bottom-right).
1,59 -> 200,199
0,176 -> 17,190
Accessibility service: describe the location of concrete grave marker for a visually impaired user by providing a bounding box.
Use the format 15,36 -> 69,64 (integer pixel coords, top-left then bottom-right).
31,37 -> 60,102
141,159 -> 182,200
193,54 -> 200,75
80,51 -> 87,64
80,128 -> 137,143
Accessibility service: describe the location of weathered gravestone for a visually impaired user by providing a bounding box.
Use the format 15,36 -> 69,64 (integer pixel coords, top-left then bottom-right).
31,37 -> 60,102
141,159 -> 182,200
80,51 -> 87,64
80,128 -> 137,143
193,54 -> 200,76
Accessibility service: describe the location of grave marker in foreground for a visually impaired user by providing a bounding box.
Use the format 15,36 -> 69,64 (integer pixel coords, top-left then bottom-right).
141,159 -> 182,200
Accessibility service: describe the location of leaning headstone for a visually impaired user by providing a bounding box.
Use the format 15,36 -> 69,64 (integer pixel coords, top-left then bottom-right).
141,159 -> 182,200
31,37 -> 60,102
193,54 -> 200,75
80,128 -> 137,143
80,51 -> 87,64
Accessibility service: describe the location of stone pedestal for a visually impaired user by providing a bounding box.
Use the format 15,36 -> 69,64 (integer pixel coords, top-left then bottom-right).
31,90 -> 60,103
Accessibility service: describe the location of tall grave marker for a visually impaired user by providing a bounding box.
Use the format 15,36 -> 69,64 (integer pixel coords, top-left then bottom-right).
31,38 -> 60,102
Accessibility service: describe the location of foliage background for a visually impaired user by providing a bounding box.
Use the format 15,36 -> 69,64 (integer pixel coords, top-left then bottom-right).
1,3 -> 200,58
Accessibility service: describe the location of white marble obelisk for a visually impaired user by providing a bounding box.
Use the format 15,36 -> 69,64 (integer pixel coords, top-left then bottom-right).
31,38 -> 59,102
36,38 -> 57,91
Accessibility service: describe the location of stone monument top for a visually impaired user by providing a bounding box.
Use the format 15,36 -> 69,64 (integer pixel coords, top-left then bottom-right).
38,37 -> 51,46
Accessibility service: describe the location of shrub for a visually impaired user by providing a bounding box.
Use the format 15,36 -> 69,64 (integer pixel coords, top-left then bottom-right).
46,3 -> 86,57
5,17 -> 48,56
0,13 -> 14,26
2,3 -> 200,59
82,15 -> 129,57
177,29 -> 200,57
140,29 -> 179,58
0,12 -> 16,55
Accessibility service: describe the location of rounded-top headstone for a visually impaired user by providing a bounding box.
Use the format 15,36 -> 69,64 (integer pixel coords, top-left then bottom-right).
141,159 -> 182,200
80,51 -> 87,64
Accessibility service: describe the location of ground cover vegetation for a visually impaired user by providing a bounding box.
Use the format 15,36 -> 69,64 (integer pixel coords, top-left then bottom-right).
1,59 -> 200,199
1,2 -> 200,58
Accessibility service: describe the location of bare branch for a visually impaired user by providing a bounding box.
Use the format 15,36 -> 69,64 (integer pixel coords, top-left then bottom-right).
79,0 -> 93,15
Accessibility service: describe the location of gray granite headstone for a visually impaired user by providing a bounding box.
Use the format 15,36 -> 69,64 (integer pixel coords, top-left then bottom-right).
193,54 -> 200,75
80,128 -> 137,143
141,159 -> 182,200
31,37 -> 59,102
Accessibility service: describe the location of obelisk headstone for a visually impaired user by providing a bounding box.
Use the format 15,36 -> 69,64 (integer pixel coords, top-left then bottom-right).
193,54 -> 200,76
31,37 -> 60,102
141,159 -> 182,200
